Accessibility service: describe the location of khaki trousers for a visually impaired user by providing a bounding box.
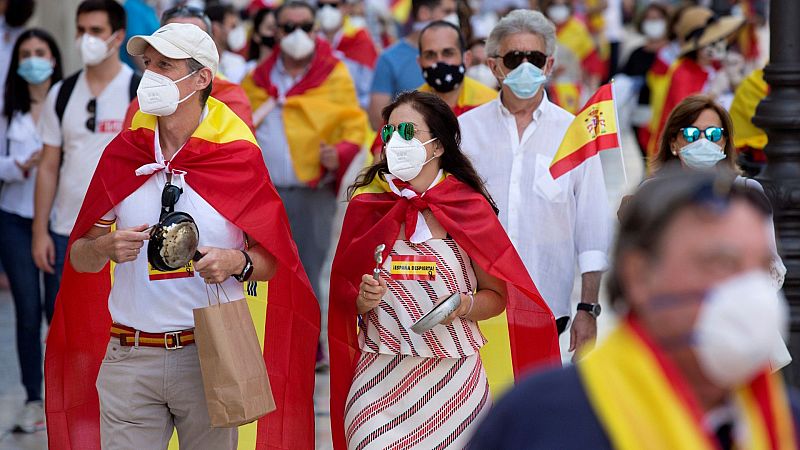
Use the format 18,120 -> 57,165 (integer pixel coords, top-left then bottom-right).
96,338 -> 237,450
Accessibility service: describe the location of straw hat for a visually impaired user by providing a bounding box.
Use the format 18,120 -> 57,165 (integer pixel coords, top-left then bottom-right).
675,6 -> 744,56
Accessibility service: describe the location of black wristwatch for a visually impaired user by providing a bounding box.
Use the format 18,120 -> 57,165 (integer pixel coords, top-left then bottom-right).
577,302 -> 601,319
233,250 -> 254,282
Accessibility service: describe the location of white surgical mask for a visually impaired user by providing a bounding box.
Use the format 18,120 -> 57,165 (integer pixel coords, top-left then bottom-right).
679,139 -> 726,170
348,15 -> 367,29
136,69 -> 198,117
443,12 -> 460,27
642,19 -> 666,40
317,5 -> 343,32
704,39 -> 728,62
694,271 -> 788,388
76,32 -> 116,67
466,64 -> 498,89
227,25 -> 247,52
280,28 -> 315,60
385,131 -> 438,181
547,4 -> 570,25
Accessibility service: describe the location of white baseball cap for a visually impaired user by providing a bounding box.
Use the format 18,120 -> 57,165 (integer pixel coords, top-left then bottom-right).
127,23 -> 219,76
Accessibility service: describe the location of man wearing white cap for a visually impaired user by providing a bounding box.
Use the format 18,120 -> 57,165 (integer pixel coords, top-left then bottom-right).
45,22 -> 321,450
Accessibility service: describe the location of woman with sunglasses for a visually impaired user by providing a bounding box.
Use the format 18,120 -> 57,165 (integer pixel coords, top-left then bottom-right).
328,91 -> 558,449
651,93 -> 787,292
0,28 -> 62,433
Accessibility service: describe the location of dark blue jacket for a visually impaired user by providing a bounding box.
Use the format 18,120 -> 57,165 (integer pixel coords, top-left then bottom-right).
469,365 -> 800,449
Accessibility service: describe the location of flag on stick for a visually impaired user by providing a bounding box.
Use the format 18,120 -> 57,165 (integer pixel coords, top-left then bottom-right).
549,82 -> 620,179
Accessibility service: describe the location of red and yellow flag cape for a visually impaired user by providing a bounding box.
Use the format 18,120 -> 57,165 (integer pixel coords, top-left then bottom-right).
580,317 -> 797,449
731,67 -> 768,150
337,17 -> 379,69
557,17 -> 608,80
548,82 -> 583,115
241,39 -> 367,188
647,57 -> 708,158
328,172 -> 560,449
44,97 -> 320,450
123,75 -> 255,131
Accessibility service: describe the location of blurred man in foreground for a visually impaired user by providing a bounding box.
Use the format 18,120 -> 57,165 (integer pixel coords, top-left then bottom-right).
471,169 -> 800,449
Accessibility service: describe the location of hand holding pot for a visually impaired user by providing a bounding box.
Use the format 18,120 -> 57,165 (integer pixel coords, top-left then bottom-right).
97,223 -> 150,264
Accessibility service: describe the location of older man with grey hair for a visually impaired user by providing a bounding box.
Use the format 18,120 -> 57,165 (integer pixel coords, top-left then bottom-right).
458,9 -> 610,359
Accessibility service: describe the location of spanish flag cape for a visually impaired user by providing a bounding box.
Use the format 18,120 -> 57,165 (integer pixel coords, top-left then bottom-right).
44,97 -> 321,450
548,82 -> 583,115
579,317 -> 797,449
335,17 -> 379,69
731,68 -> 768,151
123,74 -> 255,131
241,38 -> 367,187
328,172 -> 561,449
370,78 -> 497,155
556,17 -> 608,80
643,49 -> 674,159
648,57 -> 709,157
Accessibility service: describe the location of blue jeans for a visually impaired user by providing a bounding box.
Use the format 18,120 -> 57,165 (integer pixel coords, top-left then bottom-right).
0,210 -> 67,402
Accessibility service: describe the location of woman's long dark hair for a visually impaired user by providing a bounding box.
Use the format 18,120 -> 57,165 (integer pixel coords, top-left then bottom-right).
348,90 -> 499,214
4,28 -> 63,119
247,7 -> 274,62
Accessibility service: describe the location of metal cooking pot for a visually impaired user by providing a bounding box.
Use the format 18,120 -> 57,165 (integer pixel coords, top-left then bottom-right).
147,211 -> 203,271
410,292 -> 462,334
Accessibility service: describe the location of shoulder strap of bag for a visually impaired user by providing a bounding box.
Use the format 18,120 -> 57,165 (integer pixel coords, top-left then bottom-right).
56,71 -> 81,126
128,72 -> 141,101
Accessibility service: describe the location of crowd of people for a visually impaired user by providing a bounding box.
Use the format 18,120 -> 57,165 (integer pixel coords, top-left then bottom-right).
0,0 -> 795,448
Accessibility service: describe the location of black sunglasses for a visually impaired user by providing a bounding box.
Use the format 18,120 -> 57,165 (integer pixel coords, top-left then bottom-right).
680,126 -> 726,144
162,5 -> 205,20
494,50 -> 547,70
86,98 -> 96,132
318,1 -> 341,7
160,182 -> 183,220
279,22 -> 314,34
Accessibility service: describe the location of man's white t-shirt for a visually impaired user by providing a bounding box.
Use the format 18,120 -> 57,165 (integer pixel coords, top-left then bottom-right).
102,123 -> 245,332
38,64 -> 133,236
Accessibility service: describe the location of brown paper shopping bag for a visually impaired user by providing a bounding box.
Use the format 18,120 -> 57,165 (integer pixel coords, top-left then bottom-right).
193,293 -> 276,427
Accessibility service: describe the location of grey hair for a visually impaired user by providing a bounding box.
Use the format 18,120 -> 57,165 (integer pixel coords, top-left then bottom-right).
187,58 -> 213,105
486,9 -> 556,57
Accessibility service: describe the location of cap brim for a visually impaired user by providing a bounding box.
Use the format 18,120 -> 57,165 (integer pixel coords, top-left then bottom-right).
680,16 -> 745,56
127,34 -> 192,60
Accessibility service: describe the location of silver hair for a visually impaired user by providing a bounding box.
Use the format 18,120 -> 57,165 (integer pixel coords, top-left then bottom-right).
486,9 -> 556,57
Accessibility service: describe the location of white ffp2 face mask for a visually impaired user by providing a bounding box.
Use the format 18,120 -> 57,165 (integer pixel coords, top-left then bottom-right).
385,131 -> 438,182
694,271 -> 788,388
280,28 -> 315,60
137,69 -> 198,117
227,24 -> 247,52
76,32 -> 116,66
317,5 -> 343,32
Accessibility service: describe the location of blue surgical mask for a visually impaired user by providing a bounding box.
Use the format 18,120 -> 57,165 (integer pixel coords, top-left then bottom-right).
679,139 -> 726,170
17,57 -> 53,85
502,61 -> 547,99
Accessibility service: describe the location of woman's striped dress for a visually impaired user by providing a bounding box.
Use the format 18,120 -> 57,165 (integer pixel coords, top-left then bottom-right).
344,239 -> 491,449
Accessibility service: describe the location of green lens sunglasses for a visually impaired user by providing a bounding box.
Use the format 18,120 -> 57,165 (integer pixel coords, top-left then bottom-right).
380,122 -> 432,143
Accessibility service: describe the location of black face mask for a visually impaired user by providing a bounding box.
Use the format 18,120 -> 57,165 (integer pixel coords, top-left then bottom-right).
422,61 -> 465,93
259,34 -> 276,49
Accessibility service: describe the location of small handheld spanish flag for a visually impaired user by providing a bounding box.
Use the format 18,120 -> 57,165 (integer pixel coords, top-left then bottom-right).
549,82 -> 620,179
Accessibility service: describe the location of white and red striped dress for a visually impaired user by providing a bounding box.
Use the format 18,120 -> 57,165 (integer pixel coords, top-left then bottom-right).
344,239 -> 491,449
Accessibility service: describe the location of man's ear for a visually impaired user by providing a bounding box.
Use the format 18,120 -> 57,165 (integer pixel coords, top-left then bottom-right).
463,49 -> 472,67
196,67 -> 213,91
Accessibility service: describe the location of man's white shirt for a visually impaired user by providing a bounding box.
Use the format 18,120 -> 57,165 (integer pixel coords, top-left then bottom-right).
459,94 -> 611,319
101,116 -> 245,332
38,65 -> 133,236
